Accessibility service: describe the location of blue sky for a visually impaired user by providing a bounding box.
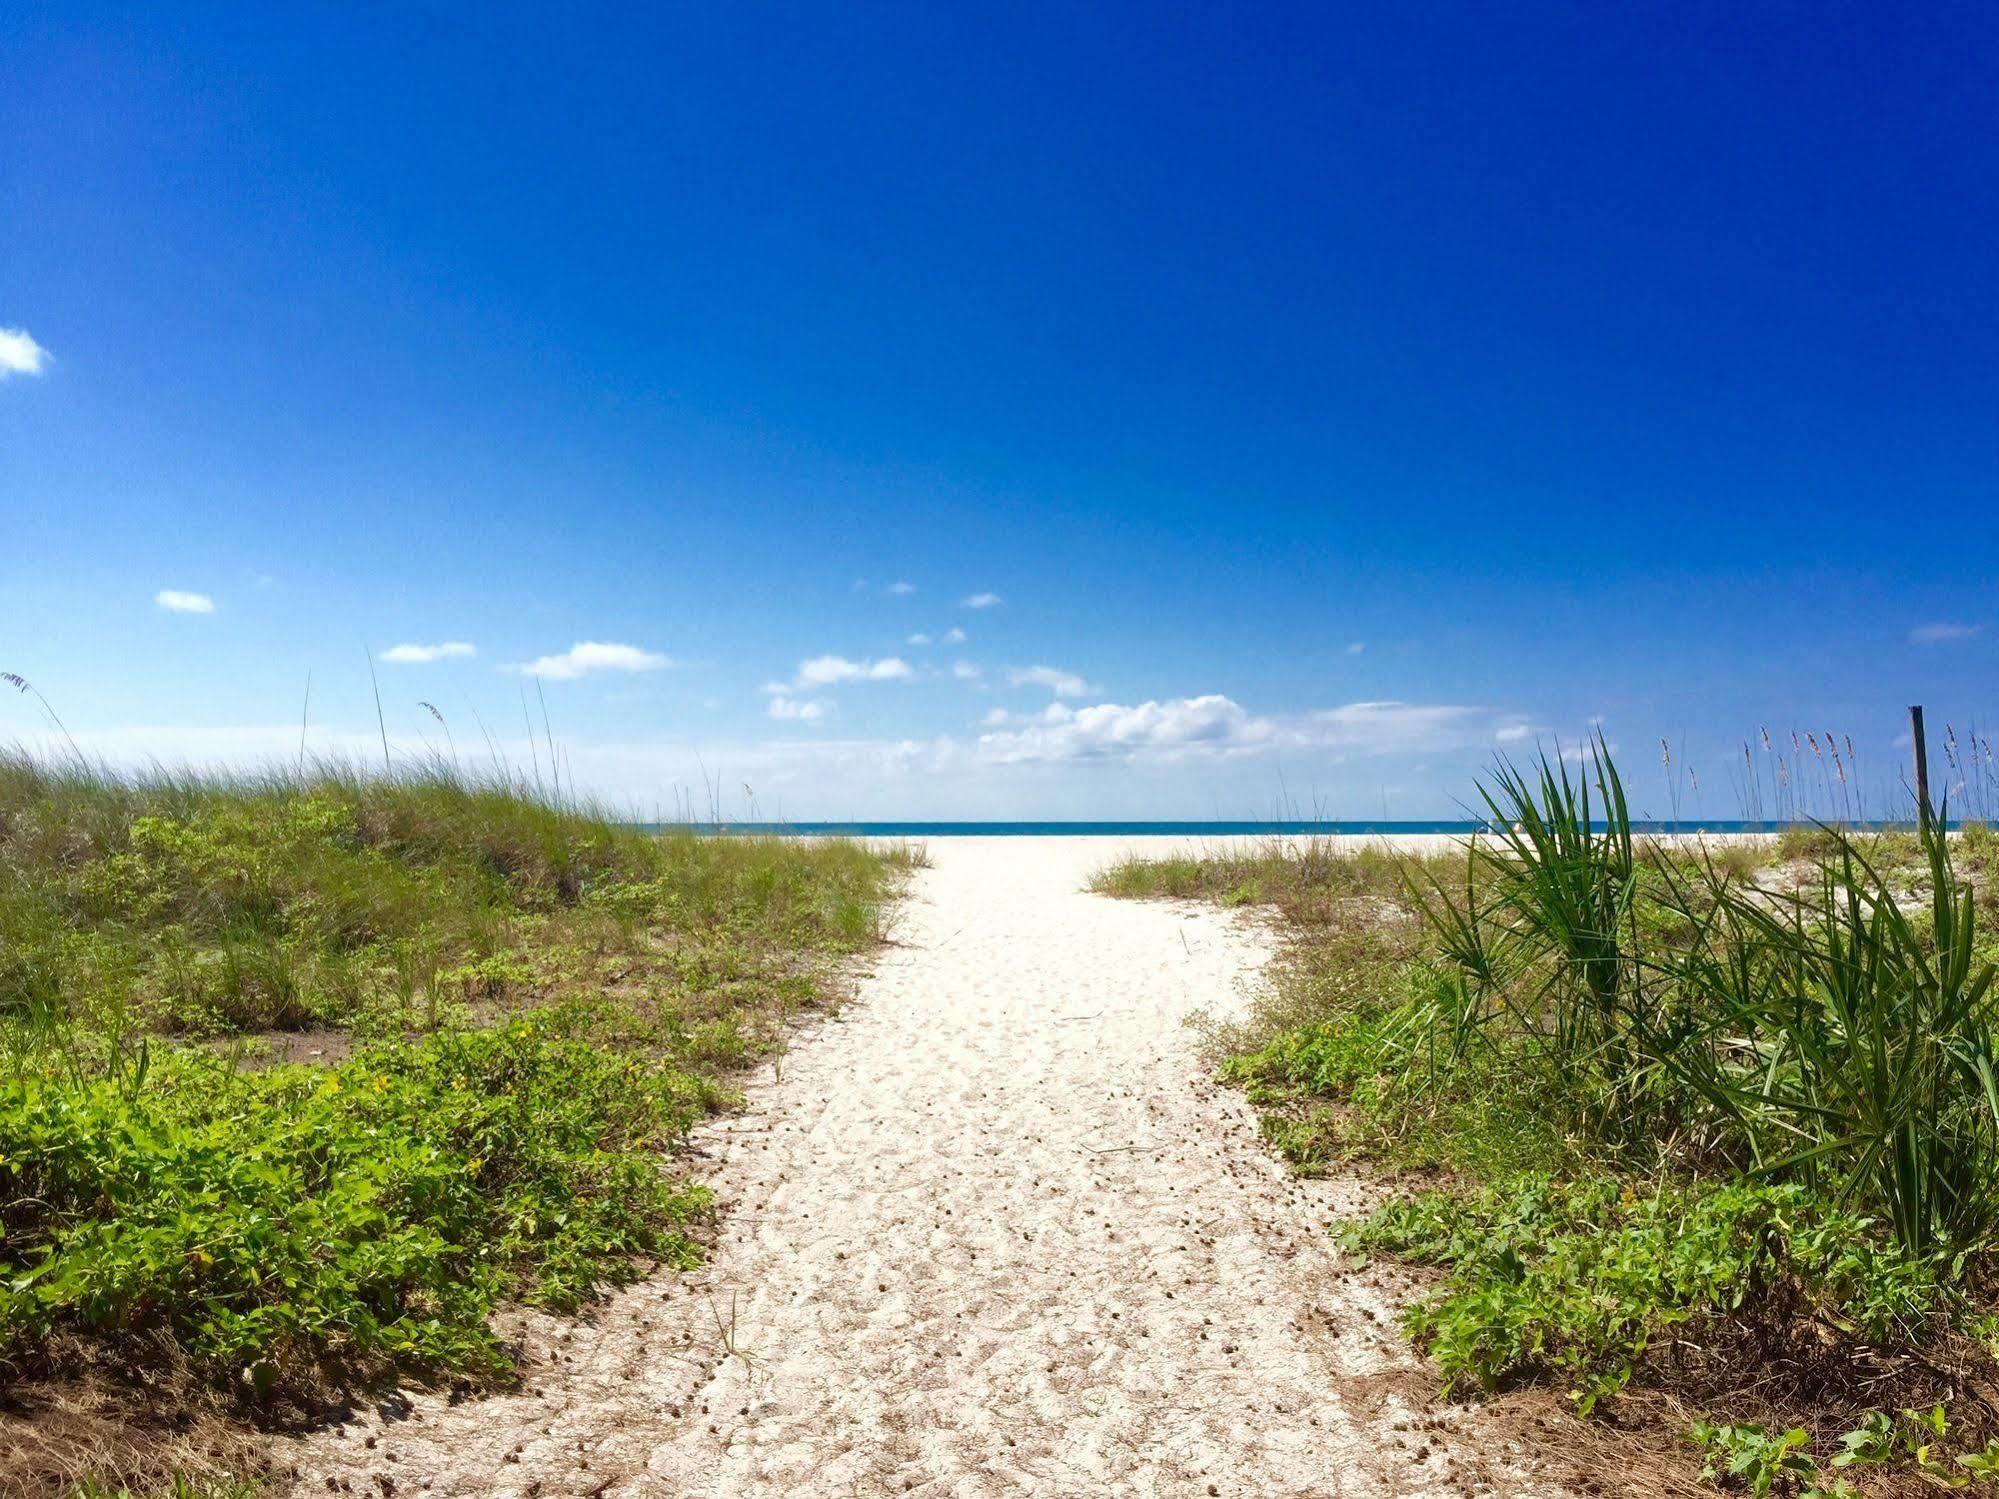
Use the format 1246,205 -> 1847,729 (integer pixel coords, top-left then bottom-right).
3,3 -> 1995,819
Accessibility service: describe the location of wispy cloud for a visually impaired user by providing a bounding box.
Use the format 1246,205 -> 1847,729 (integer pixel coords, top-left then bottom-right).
155,589 -> 216,614
767,695 -> 832,721
515,641 -> 672,679
0,328 -> 48,379
952,660 -> 982,680
1909,622 -> 1982,645
1006,664 -> 1087,698
961,592 -> 1002,609
1305,701 -> 1493,751
380,641 -> 476,664
785,654 -> 913,688
943,627 -> 967,644
886,580 -> 917,596
906,632 -> 932,646
1346,642 -> 1366,656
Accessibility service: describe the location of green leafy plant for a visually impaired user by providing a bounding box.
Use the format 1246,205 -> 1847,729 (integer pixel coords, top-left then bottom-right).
1,1007 -> 718,1391
1348,1176 -> 1946,1415
1689,1421 -> 1821,1497
1829,1409 -> 1894,1470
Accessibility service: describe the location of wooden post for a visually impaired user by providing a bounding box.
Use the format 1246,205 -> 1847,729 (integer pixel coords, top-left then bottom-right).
1910,704 -> 1932,832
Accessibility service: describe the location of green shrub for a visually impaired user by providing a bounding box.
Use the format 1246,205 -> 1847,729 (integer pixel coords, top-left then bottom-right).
0,1006 -> 713,1393
1347,1176 -> 1947,1413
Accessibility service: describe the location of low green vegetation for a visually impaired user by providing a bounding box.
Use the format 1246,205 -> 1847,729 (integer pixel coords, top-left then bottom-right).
0,754 -> 912,1494
1096,747 -> 1999,1493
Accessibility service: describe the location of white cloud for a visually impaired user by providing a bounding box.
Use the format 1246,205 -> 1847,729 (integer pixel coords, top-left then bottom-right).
1304,701 -> 1492,752
1007,664 -> 1088,698
380,641 -> 476,664
906,632 -> 932,646
155,589 -> 216,614
952,660 -> 982,680
1560,740 -> 1619,763
961,592 -> 1002,609
943,627 -> 967,645
981,707 -> 1011,727
979,695 -> 1265,764
1494,723 -> 1533,743
1346,642 -> 1366,655
791,654 -> 913,687
515,641 -> 672,679
767,695 -> 832,722
976,695 -> 1494,766
1909,622 -> 1981,645
886,580 -> 917,596
0,328 -> 48,378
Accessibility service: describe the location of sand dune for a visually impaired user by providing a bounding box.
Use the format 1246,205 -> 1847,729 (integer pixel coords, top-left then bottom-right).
281,836 -> 1556,1498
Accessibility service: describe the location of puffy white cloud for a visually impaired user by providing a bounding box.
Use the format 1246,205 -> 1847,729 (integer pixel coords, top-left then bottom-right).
0,328 -> 48,378
380,641 -> 476,664
976,695 -> 1495,765
978,695 -> 1263,764
943,627 -> 967,644
1909,622 -> 1981,645
905,632 -> 932,646
951,660 -> 982,680
155,589 -> 216,614
1007,664 -> 1087,698
792,654 -> 913,687
515,641 -> 672,679
767,695 -> 832,721
961,592 -> 1002,609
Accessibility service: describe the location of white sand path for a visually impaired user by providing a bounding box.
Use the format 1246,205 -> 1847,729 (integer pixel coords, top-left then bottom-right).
281,836 -> 1555,1499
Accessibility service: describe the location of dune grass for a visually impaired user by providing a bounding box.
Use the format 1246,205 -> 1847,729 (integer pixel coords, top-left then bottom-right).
1095,755 -> 1999,1489
0,753 -> 914,1495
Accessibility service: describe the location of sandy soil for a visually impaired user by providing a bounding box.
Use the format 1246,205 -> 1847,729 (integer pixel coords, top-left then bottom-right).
278,835 -> 1560,1499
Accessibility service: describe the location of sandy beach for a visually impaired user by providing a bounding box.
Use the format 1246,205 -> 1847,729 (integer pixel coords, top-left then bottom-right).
281,836 -> 1554,1498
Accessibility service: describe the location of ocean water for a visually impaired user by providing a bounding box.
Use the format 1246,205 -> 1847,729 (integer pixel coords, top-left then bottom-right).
642,819 -> 1824,837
